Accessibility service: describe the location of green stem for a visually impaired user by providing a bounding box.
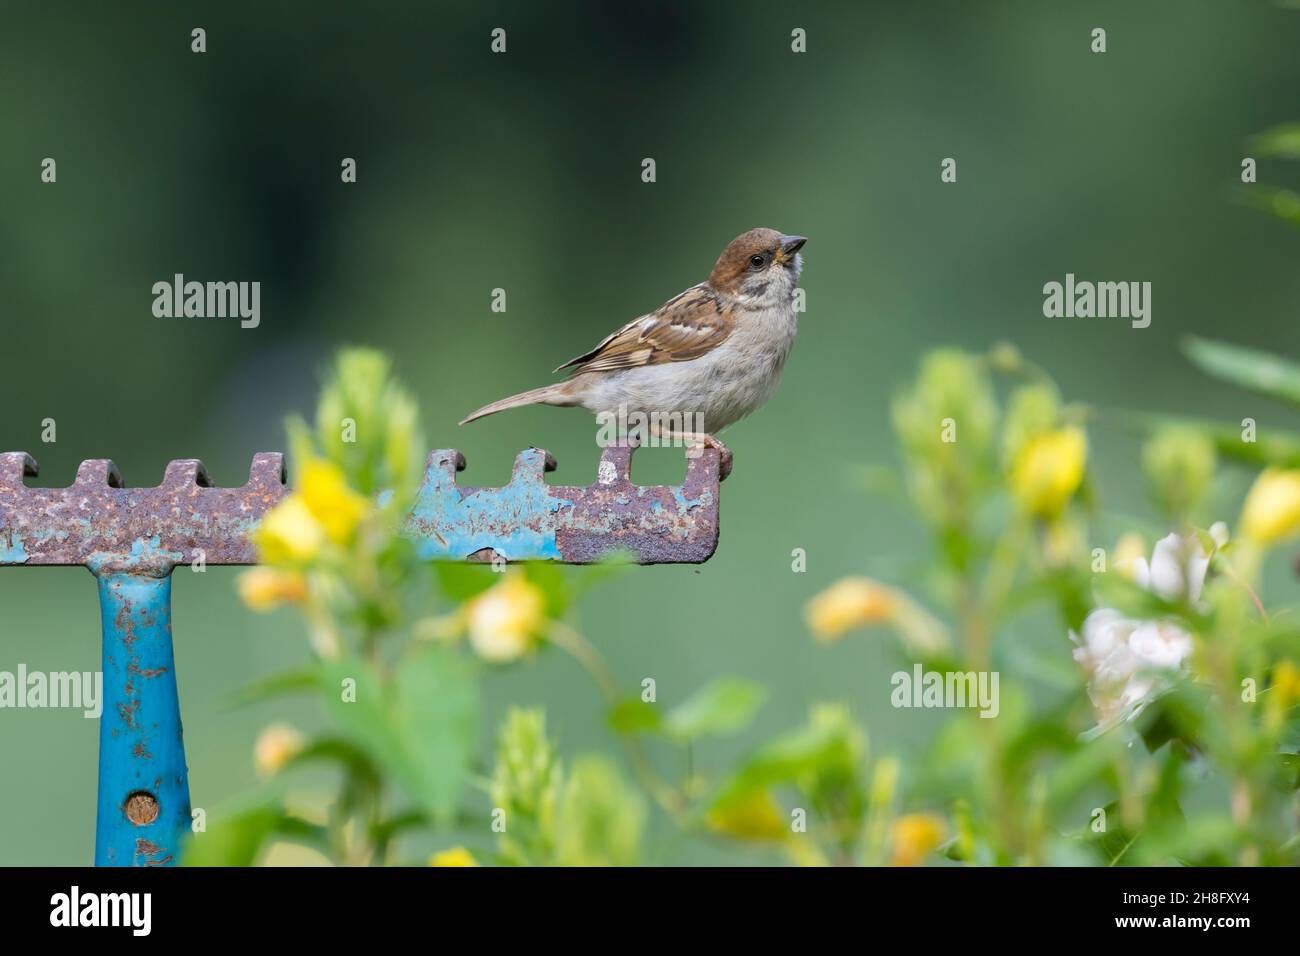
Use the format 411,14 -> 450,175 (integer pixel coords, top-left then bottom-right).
545,620 -> 686,817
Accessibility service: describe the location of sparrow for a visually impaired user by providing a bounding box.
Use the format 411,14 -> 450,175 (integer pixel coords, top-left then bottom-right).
460,227 -> 807,476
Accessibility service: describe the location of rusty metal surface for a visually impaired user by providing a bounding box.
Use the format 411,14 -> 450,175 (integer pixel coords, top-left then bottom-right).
0,452 -> 287,571
404,445 -> 722,564
0,445 -> 726,568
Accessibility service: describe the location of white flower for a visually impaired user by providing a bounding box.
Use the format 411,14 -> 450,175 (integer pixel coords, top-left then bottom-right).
1131,532 -> 1209,603
465,572 -> 545,663
1071,531 -> 1215,728
1129,621 -> 1194,670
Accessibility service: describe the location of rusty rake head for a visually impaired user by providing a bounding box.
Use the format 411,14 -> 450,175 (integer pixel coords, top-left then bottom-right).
405,444 -> 722,564
0,443 -> 723,570
0,452 -> 287,573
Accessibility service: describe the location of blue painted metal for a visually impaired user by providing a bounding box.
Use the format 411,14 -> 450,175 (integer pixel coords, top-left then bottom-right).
94,572 -> 189,866
0,443 -> 725,865
405,445 -> 722,564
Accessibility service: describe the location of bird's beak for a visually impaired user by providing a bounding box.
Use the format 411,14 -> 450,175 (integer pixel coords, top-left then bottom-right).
775,235 -> 807,263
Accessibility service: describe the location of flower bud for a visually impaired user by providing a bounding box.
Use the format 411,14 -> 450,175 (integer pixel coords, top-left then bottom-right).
889,816 -> 951,868
253,723 -> 305,776
890,813 -> 947,867
237,567 -> 308,611
1142,427 -> 1215,522
1240,468 -> 1300,545
429,846 -> 478,867
1009,426 -> 1087,517
804,576 -> 898,642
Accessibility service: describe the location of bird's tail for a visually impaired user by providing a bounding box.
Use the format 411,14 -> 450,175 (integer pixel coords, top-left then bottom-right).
459,383 -> 577,425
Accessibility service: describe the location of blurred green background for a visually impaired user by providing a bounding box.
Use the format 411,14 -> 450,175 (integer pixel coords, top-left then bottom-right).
2,0 -> 1299,864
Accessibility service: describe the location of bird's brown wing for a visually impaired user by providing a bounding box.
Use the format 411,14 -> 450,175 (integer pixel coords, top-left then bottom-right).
554,283 -> 734,376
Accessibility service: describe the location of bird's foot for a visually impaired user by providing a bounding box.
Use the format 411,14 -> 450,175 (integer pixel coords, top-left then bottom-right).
683,432 -> 732,480
648,426 -> 732,480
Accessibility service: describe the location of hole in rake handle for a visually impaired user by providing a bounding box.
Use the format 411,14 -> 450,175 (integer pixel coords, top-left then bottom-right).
123,790 -> 160,826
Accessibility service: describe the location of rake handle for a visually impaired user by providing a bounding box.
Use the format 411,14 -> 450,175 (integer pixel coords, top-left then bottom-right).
93,571 -> 189,866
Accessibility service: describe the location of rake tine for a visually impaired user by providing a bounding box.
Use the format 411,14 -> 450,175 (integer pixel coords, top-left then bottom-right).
0,452 -> 38,487
76,459 -> 124,488
161,459 -> 212,489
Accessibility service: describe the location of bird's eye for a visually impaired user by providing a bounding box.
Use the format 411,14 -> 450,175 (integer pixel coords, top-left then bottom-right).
749,254 -> 766,269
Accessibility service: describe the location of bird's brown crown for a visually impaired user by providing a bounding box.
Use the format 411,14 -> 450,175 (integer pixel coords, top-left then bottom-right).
707,227 -> 786,293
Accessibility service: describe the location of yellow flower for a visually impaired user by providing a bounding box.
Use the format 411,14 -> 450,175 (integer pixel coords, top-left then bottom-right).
465,572 -> 546,663
784,839 -> 831,867
429,846 -> 478,867
1009,426 -> 1086,517
889,813 -> 946,867
237,567 -> 308,611
1273,660 -> 1300,709
254,496 -> 326,564
804,576 -> 898,642
254,723 -> 305,776
1113,532 -> 1146,580
1240,468 -> 1300,545
299,458 -> 370,544
1265,660 -> 1300,732
706,790 -> 788,842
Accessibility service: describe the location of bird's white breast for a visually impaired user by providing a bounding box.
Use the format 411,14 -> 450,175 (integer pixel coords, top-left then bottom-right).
578,299 -> 798,434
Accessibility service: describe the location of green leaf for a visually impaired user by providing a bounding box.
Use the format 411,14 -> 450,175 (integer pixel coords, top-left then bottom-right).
182,800 -> 285,866
227,665 -> 322,708
1084,800 -> 1138,866
1130,813 -> 1240,866
282,736 -> 381,783
1238,183 -> 1300,229
664,677 -> 765,740
432,562 -> 498,601
607,696 -> 663,734
523,562 -> 571,617
372,809 -> 429,846
710,708 -> 857,808
1134,683 -> 1209,752
1045,736 -> 1123,810
392,646 -> 480,824
321,650 -> 480,825
1250,123 -> 1300,160
1190,526 -> 1217,555
571,550 -> 636,596
1278,753 -> 1300,791
1117,410 -> 1300,468
321,657 -> 406,774
1184,336 -> 1300,406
